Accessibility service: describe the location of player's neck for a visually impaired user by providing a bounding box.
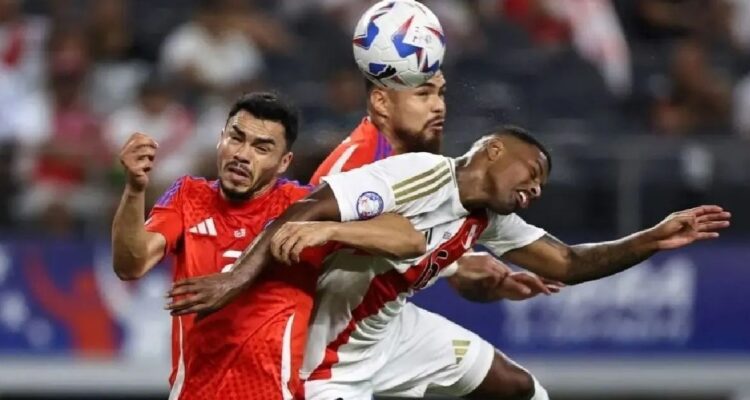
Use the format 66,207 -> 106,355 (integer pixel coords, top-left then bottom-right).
375,123 -> 409,155
454,157 -> 487,210
219,178 -> 277,204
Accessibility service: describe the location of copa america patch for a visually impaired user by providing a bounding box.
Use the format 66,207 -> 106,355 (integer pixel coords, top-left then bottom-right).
356,191 -> 384,219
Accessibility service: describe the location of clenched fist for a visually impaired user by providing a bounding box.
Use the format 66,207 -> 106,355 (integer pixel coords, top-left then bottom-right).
119,133 -> 159,192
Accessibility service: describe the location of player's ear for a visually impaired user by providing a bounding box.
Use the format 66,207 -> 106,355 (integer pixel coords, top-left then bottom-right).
370,87 -> 388,118
485,138 -> 505,161
277,151 -> 293,175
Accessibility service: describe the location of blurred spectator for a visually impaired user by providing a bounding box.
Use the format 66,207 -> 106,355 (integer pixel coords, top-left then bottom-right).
558,0 -> 632,98
423,0 -> 485,60
280,0 -> 371,32
326,68 -> 366,124
627,0 -> 732,42
16,27 -> 109,235
104,78 -> 196,190
732,73 -> 750,139
159,0 -> 264,101
223,0 -> 294,56
502,0 -> 571,48
652,39 -> 731,135
0,0 -> 49,148
87,0 -> 150,115
487,0 -> 631,97
0,0 -> 48,94
726,0 -> 750,52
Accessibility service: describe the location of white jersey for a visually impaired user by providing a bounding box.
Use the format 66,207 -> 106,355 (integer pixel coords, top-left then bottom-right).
302,153 -> 545,381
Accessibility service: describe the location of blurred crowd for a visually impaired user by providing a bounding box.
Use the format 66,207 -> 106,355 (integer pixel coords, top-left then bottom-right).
1,0 -> 749,237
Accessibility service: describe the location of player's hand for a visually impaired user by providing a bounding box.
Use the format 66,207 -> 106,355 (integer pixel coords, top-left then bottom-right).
119,132 -> 159,192
452,252 -> 562,303
271,221 -> 337,264
647,205 -> 731,250
166,272 -> 241,316
498,272 -> 563,301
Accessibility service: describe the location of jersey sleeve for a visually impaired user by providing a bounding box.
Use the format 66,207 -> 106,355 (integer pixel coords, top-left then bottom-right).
309,140 -> 376,186
321,153 -> 457,222
478,212 -> 546,256
298,242 -> 341,269
145,177 -> 186,255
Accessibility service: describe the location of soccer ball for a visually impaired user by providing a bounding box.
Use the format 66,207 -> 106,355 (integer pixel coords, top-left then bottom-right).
352,0 -> 446,90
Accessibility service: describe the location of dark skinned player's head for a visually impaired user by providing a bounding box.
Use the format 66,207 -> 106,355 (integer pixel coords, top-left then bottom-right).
460,126 -> 552,215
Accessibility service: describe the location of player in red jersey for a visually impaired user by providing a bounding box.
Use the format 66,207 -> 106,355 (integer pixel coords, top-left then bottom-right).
111,92 -> 425,400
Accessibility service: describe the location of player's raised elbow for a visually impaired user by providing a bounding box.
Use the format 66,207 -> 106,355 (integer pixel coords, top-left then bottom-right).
112,253 -> 151,281
114,268 -> 143,281
113,262 -> 147,281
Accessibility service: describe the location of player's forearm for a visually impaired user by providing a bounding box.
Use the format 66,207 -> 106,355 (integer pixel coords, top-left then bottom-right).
328,214 -> 426,259
111,188 -> 151,280
229,186 -> 341,290
563,230 -> 659,284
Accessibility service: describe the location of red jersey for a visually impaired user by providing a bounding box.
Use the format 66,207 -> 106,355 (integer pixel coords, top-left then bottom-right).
146,176 -> 324,400
309,118 -> 393,185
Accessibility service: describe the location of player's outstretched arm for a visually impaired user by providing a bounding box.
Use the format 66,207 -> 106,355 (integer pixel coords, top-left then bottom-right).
166,184 -> 342,316
271,213 -> 427,264
111,133 -> 166,280
503,205 -> 731,284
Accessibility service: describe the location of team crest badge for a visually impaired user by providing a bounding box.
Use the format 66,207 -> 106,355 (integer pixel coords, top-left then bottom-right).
356,191 -> 384,219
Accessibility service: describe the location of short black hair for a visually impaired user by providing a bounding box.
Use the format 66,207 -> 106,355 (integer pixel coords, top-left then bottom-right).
364,78 -> 376,93
227,92 -> 299,150
493,125 -> 552,173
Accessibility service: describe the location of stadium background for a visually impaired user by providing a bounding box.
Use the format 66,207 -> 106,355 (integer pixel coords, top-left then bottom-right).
0,0 -> 749,399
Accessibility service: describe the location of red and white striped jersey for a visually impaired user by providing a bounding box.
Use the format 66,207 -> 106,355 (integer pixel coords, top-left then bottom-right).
301,153 -> 545,382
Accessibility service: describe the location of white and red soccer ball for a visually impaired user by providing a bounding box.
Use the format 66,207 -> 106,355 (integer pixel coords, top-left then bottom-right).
352,0 -> 446,90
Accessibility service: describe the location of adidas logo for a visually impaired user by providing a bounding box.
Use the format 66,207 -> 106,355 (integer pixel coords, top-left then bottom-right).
189,218 -> 217,237
452,339 -> 470,364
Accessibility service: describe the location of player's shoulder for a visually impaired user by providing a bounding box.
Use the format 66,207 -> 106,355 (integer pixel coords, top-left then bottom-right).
486,210 -> 520,224
154,175 -> 216,207
273,178 -> 313,202
376,152 -> 450,171
333,127 -> 379,158
179,175 -> 217,193
483,210 -> 539,233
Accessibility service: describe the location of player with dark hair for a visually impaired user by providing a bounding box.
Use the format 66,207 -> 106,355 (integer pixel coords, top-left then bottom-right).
167,120 -> 730,399
111,92 -> 425,400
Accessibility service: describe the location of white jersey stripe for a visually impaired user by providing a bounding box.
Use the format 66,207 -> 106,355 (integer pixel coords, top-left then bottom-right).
168,317 -> 186,400
281,313 -> 295,400
329,144 -> 359,176
205,218 -> 217,236
197,221 -> 207,235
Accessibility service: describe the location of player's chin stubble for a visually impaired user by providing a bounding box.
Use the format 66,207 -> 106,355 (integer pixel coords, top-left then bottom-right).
220,180 -> 254,202
417,134 -> 441,154
398,128 -> 441,154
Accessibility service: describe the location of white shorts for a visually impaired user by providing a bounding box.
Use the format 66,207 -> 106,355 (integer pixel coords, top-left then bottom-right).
303,302 -> 495,400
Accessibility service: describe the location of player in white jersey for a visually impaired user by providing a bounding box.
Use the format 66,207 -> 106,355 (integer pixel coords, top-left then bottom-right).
293,154 -> 548,399
169,128 -> 730,400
